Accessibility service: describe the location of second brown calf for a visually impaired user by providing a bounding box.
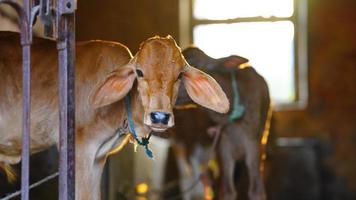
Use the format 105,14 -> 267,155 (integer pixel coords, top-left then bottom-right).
168,47 -> 271,200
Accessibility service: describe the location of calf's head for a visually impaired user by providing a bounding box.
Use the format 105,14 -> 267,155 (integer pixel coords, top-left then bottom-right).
182,47 -> 249,71
90,36 -> 229,133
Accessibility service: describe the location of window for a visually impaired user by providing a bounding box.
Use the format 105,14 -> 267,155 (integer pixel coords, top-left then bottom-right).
179,0 -> 308,109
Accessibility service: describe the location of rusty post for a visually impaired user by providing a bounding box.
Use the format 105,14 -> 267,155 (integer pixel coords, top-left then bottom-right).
0,1 -> 32,199
21,1 -> 31,199
57,0 -> 76,198
20,44 -> 31,200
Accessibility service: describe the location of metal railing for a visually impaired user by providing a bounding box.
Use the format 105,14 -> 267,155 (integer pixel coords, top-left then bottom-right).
0,0 -> 76,199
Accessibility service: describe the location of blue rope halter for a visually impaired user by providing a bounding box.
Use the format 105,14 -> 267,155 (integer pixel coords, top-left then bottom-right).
124,93 -> 154,158
228,71 -> 245,121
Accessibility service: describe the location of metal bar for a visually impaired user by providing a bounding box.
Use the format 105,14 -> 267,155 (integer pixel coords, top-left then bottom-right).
40,0 -> 55,37
57,11 -> 76,200
21,44 -> 31,200
0,172 -> 59,200
21,1 -> 31,199
23,0 -> 30,19
0,1 -> 32,199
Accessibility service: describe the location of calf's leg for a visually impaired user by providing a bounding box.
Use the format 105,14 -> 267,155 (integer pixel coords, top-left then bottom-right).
217,135 -> 236,200
173,144 -> 195,200
75,141 -> 106,200
245,142 -> 266,200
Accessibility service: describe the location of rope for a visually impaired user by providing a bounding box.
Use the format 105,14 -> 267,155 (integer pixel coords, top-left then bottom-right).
228,71 -> 245,121
124,92 -> 154,158
0,172 -> 59,200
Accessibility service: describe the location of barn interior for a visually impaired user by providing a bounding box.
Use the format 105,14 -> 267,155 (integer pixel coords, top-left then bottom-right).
0,0 -> 356,200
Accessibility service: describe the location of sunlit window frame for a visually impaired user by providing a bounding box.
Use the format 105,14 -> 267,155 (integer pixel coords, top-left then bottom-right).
179,0 -> 308,110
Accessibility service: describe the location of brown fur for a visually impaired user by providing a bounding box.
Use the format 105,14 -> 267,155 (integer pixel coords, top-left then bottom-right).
169,47 -> 271,200
0,32 -> 229,200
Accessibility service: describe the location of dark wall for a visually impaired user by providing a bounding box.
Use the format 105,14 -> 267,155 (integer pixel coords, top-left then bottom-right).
274,0 -> 356,193
76,0 -> 179,53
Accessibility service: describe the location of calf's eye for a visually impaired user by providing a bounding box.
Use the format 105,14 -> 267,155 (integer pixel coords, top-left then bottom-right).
177,72 -> 184,80
136,69 -> 144,77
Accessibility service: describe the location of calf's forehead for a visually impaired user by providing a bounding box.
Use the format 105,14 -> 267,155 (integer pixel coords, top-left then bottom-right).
136,38 -> 186,75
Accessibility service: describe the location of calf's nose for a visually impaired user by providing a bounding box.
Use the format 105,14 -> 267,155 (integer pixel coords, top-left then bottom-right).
150,112 -> 170,125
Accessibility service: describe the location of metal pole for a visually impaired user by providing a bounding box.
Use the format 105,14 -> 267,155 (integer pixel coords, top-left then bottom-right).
57,9 -> 76,200
21,1 -> 31,199
20,44 -> 31,200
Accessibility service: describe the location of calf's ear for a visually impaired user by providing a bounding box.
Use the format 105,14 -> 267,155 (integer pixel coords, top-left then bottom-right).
90,63 -> 136,108
183,65 -> 230,113
223,55 -> 249,68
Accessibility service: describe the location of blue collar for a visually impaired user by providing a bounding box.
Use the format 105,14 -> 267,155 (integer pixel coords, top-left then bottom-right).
228,71 -> 245,121
124,92 -> 153,158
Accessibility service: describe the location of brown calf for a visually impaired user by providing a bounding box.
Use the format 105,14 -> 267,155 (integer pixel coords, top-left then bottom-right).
169,47 -> 271,200
0,32 -> 229,200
